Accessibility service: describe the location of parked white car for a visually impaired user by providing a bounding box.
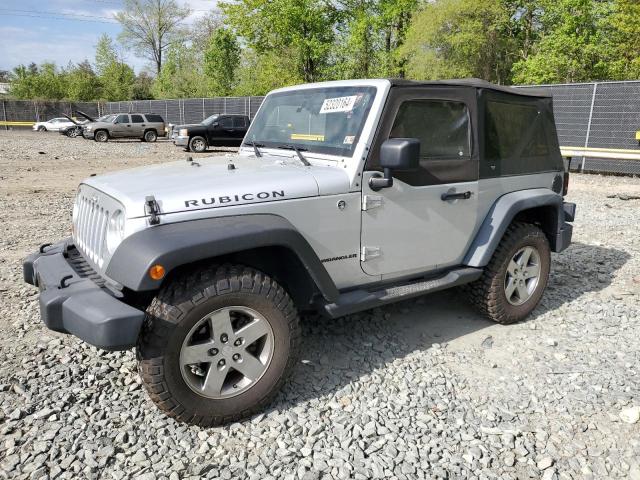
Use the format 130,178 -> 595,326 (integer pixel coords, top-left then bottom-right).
33,117 -> 75,132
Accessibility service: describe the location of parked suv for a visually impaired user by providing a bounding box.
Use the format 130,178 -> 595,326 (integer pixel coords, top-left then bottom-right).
83,113 -> 166,142
173,114 -> 250,152
24,79 -> 575,426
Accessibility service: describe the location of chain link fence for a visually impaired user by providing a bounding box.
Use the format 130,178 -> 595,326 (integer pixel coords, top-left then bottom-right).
0,100 -> 99,128
3,82 -> 639,175
99,97 -> 266,124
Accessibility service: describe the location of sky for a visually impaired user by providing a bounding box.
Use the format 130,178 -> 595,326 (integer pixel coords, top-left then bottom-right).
0,0 -> 216,74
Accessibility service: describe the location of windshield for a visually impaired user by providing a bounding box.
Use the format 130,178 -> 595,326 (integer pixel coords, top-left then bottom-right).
245,86 -> 377,157
202,114 -> 219,126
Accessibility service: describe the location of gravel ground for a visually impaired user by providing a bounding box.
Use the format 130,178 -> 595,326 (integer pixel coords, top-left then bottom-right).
1,130 -> 639,480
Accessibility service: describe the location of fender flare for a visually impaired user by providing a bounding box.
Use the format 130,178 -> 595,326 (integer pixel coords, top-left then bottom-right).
463,189 -> 563,267
105,214 -> 339,301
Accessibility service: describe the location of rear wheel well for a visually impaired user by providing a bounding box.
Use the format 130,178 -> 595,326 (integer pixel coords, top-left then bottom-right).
512,205 -> 559,243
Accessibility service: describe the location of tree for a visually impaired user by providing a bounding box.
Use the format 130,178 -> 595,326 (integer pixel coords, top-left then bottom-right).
152,44 -> 206,98
191,10 -> 225,50
511,0 -> 611,84
601,0 -> 640,80
204,29 -> 241,96
10,62 -> 66,100
132,72 -> 155,99
221,0 -> 335,82
401,0 -> 515,83
94,34 -> 136,100
233,48 -> 302,96
115,0 -> 191,75
66,61 -> 101,101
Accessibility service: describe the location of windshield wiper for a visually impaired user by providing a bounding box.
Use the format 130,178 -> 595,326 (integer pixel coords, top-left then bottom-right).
243,140 -> 264,157
276,144 -> 311,166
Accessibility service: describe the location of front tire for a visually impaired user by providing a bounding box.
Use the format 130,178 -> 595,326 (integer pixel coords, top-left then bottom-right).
94,130 -> 108,142
466,222 -> 550,324
189,136 -> 207,153
137,265 -> 300,426
37,126 -> 46,132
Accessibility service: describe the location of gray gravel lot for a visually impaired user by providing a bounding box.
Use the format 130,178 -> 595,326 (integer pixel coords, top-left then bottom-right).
1,130 -> 639,480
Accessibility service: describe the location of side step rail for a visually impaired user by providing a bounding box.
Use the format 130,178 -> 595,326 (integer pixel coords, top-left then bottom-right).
323,267 -> 483,319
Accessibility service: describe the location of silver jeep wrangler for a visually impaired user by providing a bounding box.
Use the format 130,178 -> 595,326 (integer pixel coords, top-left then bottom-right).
24,79 -> 575,426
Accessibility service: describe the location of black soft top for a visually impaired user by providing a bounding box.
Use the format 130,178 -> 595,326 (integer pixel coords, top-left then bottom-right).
388,78 -> 549,98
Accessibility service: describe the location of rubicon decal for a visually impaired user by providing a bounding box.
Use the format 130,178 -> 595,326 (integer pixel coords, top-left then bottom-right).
184,190 -> 285,208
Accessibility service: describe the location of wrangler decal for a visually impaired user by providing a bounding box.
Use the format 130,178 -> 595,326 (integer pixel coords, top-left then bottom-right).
321,253 -> 358,263
184,190 -> 286,208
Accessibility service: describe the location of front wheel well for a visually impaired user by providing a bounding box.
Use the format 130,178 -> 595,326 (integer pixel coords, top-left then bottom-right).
154,246 -> 320,312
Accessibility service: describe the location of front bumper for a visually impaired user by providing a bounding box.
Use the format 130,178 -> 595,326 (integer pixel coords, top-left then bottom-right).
23,240 -> 144,351
174,135 -> 189,146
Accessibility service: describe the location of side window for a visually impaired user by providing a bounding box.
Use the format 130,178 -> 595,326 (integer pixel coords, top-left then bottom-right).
219,117 -> 233,128
484,100 -> 550,176
145,114 -> 164,122
233,116 -> 246,128
131,114 -> 144,123
390,100 -> 471,160
115,114 -> 129,124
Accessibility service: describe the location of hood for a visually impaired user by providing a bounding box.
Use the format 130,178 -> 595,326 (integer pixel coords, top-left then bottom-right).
175,123 -> 202,129
84,154 -> 350,218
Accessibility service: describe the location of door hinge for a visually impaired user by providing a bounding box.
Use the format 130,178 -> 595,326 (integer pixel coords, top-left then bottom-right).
361,246 -> 381,262
362,195 -> 383,211
145,195 -> 161,225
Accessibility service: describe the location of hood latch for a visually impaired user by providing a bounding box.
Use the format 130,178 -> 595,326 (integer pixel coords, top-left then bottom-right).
145,196 -> 161,225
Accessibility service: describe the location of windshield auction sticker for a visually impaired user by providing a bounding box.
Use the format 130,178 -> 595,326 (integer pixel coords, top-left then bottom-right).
319,95 -> 358,114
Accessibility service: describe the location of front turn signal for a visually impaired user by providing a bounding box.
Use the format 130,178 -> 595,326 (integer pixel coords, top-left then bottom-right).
149,264 -> 166,280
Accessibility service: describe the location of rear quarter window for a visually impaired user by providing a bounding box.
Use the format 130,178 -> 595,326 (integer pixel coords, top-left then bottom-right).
145,114 -> 164,123
483,96 -> 561,177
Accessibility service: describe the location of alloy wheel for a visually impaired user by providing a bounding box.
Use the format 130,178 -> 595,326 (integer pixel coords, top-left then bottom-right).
504,246 -> 541,306
179,306 -> 274,399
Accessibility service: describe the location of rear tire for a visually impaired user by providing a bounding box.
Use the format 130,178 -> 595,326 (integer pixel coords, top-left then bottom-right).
465,222 -> 550,324
94,130 -> 108,142
144,130 -> 157,142
137,264 -> 300,427
189,136 -> 207,153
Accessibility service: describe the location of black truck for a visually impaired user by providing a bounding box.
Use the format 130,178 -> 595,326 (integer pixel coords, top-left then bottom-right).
172,114 -> 250,152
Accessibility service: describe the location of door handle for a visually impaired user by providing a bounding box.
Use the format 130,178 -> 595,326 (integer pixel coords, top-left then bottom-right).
441,191 -> 472,201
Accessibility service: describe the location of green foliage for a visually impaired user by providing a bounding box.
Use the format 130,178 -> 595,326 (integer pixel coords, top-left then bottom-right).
401,0 -> 515,83
94,34 -> 137,100
204,28 -> 241,96
66,61 -> 101,101
221,0 -> 335,82
601,0 -> 640,80
10,63 -> 66,100
512,0 -> 612,84
233,49 -> 303,96
6,0 -> 640,99
152,45 -> 207,99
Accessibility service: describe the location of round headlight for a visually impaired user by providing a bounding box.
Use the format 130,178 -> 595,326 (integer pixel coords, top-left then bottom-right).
106,210 -> 125,254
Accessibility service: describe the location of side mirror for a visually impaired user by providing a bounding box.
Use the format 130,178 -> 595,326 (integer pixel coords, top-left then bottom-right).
369,138 -> 420,191
212,122 -> 219,128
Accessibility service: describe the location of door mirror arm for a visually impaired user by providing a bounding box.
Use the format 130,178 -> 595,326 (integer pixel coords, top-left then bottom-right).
369,168 -> 393,191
